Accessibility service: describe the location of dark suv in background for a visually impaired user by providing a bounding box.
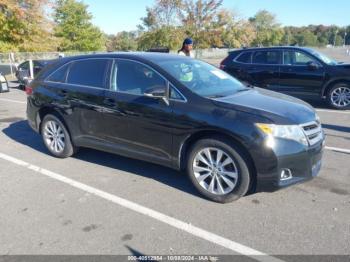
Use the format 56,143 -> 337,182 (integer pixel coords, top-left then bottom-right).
26,53 -> 324,203
220,47 -> 350,109
16,60 -> 52,89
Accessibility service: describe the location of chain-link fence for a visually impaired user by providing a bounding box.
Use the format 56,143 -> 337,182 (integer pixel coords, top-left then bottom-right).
0,51 -> 107,64
0,49 -> 235,64
1,47 -> 350,78
1,47 -> 349,64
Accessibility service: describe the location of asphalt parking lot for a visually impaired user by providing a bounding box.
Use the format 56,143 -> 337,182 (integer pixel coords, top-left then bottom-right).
0,83 -> 349,261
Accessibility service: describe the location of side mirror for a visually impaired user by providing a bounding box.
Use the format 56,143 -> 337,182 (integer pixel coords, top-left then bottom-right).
144,86 -> 169,106
144,86 -> 166,98
307,61 -> 319,70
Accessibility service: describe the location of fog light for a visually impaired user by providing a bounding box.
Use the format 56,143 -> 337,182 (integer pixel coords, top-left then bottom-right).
280,169 -> 292,181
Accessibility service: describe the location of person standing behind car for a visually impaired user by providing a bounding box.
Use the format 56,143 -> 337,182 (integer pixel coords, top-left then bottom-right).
178,38 -> 194,58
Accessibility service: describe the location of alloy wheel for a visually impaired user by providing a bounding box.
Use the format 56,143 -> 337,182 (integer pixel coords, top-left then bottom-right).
43,120 -> 66,154
193,147 -> 239,195
331,86 -> 350,108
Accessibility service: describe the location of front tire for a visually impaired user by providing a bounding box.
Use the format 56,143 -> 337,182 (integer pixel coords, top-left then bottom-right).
187,137 -> 252,203
41,114 -> 77,158
327,83 -> 350,110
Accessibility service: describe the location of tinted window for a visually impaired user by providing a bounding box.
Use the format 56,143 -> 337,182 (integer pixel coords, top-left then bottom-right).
19,62 -> 29,70
236,52 -> 252,63
253,51 -> 280,65
283,51 -> 316,65
114,60 -> 166,95
48,64 -> 69,83
67,59 -> 109,88
169,85 -> 185,101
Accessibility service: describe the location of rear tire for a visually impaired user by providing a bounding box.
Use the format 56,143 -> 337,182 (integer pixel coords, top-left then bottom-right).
41,114 -> 77,158
187,137 -> 252,203
326,83 -> 350,110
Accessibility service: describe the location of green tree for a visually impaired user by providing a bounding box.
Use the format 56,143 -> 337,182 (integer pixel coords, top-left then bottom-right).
249,10 -> 284,46
138,0 -> 184,50
221,11 -> 256,48
0,0 -> 56,52
53,0 -> 105,51
294,30 -> 318,46
139,0 -> 183,30
107,31 -> 138,51
179,0 -> 224,48
137,26 -> 185,51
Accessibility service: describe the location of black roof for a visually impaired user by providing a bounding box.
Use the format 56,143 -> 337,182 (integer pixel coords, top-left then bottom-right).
36,52 -> 193,81
59,52 -> 188,64
231,46 -> 315,53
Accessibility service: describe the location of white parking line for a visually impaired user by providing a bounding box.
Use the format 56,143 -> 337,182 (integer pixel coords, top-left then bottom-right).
0,151 -> 283,262
0,98 -> 26,104
325,146 -> 350,154
316,109 -> 350,114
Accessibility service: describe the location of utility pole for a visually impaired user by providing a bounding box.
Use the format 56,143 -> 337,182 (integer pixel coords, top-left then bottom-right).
333,30 -> 338,47
344,32 -> 347,46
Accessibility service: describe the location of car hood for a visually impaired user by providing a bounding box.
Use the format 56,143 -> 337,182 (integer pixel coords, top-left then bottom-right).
212,87 -> 317,125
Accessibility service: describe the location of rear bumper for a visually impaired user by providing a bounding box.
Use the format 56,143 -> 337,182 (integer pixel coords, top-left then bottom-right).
255,137 -> 325,192
26,97 -> 40,133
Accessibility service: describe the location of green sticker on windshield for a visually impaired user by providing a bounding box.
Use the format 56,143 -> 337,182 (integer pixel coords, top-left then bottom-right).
180,63 -> 193,82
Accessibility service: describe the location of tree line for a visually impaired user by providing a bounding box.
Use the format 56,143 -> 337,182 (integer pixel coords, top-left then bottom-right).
1,0 -> 349,53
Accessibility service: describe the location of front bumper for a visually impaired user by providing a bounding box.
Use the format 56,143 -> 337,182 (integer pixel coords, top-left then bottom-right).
255,136 -> 325,192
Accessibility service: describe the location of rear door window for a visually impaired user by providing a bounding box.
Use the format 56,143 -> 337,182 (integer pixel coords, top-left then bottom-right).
253,51 -> 281,65
236,52 -> 252,63
67,59 -> 109,88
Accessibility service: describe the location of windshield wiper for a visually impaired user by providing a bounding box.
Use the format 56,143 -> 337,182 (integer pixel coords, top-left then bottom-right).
236,88 -> 251,93
207,95 -> 226,98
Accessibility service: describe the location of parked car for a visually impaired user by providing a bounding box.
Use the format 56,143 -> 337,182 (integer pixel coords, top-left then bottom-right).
26,53 -> 325,203
0,73 -> 10,93
220,46 -> 350,110
16,60 -> 52,89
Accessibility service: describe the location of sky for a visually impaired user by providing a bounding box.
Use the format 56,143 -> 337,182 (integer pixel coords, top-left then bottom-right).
82,0 -> 350,35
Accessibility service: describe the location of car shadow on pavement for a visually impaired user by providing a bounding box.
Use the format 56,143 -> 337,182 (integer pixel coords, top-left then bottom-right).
2,120 -> 204,200
75,147 -> 203,199
303,98 -> 330,109
322,124 -> 350,133
2,120 -> 46,152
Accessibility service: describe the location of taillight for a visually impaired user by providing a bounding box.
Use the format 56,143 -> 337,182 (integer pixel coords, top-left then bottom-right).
25,86 -> 33,95
219,57 -> 228,70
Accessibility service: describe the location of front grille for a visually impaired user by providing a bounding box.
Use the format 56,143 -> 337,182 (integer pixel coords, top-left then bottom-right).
301,121 -> 323,146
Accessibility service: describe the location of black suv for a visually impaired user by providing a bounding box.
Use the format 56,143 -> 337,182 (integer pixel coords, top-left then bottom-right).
26,53 -> 325,203
220,47 -> 350,109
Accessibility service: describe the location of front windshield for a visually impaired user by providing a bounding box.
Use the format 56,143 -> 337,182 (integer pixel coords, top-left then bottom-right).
310,50 -> 338,65
159,59 -> 247,98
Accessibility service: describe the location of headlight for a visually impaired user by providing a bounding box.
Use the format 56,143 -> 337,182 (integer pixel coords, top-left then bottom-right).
315,114 -> 321,124
256,123 -> 308,147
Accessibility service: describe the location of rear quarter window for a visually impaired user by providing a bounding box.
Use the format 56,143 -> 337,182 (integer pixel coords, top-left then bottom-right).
47,63 -> 70,83
221,52 -> 239,65
235,52 -> 252,63
67,59 -> 109,88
